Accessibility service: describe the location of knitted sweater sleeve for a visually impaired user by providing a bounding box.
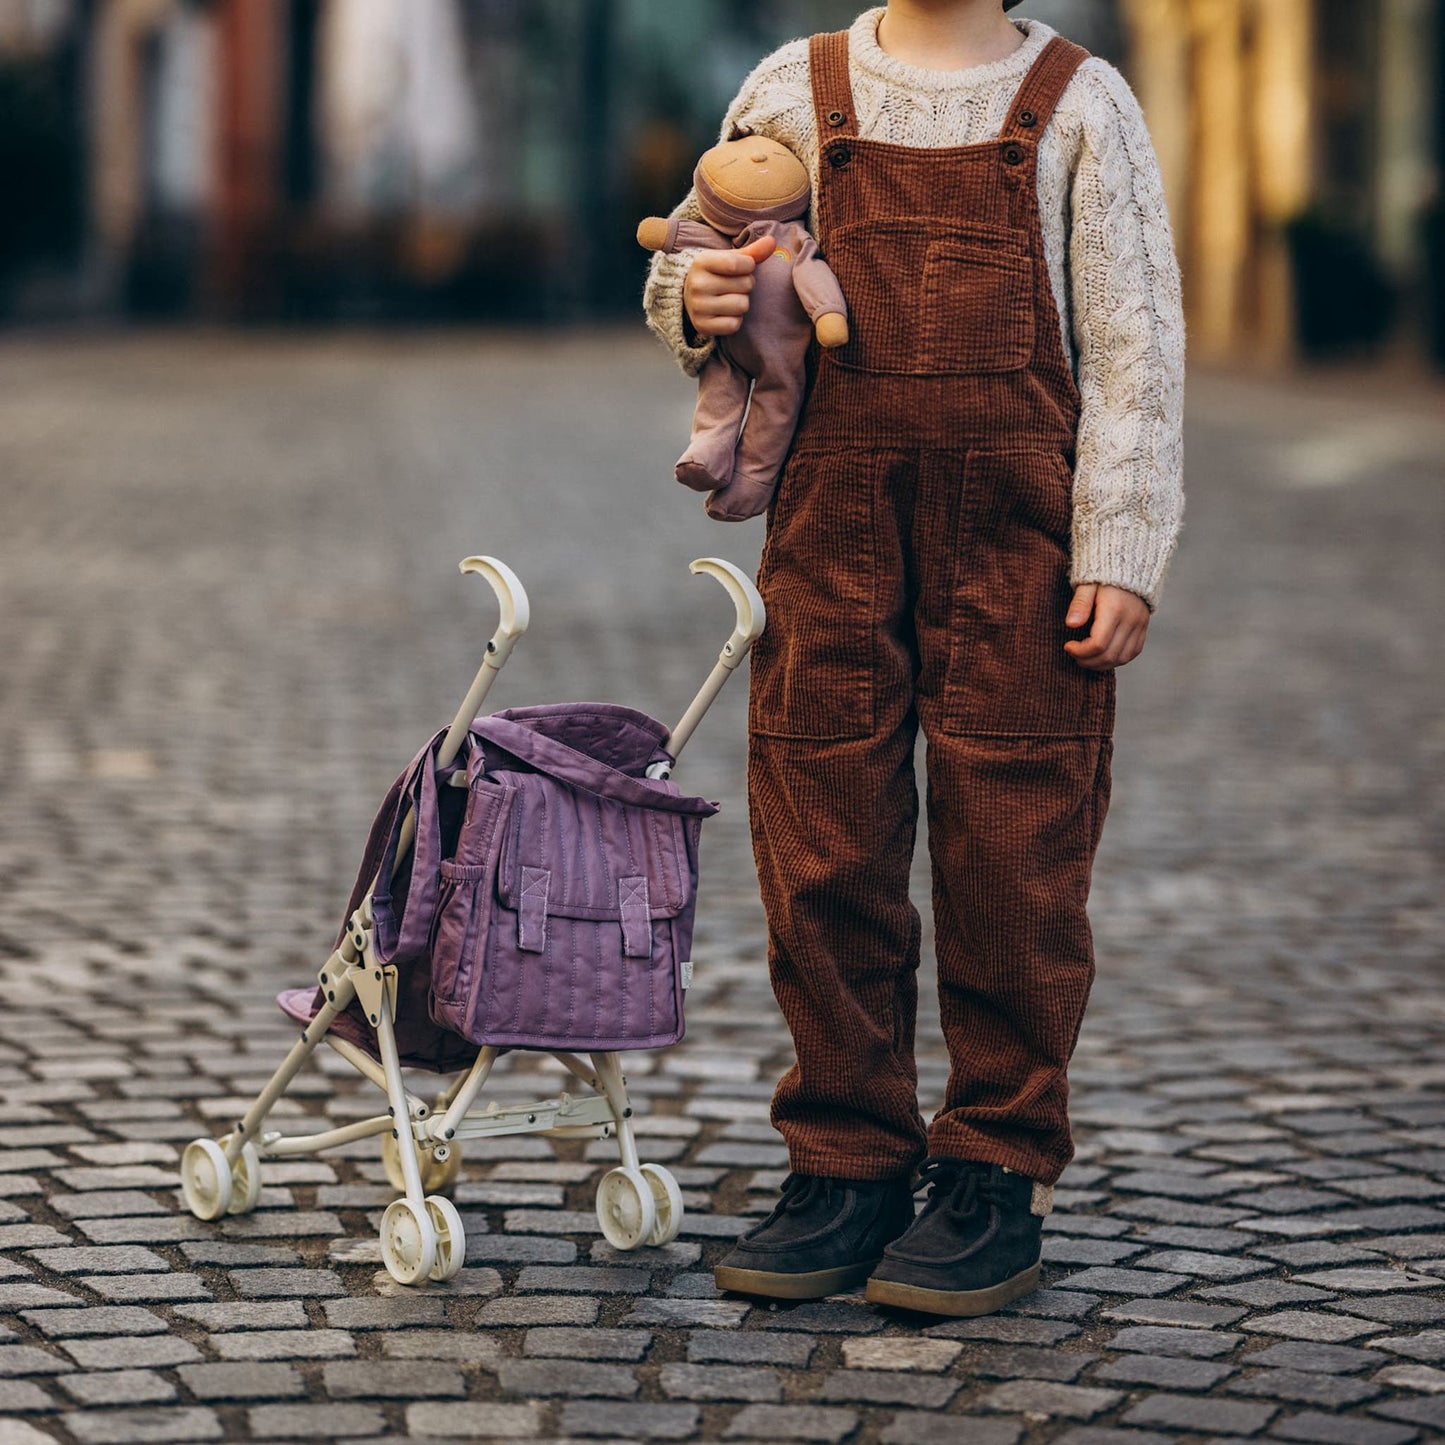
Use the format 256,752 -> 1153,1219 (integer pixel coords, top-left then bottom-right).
1065,62 -> 1186,611
642,41 -> 811,378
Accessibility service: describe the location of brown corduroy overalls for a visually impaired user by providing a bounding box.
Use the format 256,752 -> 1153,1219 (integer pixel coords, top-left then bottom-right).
747,33 -> 1113,1189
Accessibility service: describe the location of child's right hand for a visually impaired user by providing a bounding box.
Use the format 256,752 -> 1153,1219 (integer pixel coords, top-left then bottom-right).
683,237 -> 776,338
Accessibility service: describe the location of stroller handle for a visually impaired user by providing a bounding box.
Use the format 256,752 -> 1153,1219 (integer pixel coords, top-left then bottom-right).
438,556 -> 532,771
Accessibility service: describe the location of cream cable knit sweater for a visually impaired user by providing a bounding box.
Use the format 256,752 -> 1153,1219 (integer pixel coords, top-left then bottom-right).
643,11 -> 1185,608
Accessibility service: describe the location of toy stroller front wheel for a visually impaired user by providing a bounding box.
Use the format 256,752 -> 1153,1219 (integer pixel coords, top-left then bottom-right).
380,1198 -> 437,1284
639,1164 -> 685,1246
596,1166 -> 658,1251
181,1138 -> 233,1221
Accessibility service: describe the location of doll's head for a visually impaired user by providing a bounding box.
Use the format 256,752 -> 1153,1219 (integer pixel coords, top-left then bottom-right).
693,136 -> 810,233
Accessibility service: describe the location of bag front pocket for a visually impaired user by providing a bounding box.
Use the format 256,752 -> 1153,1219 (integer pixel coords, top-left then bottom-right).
920,241 -> 1034,373
824,218 -> 1034,376
427,779 -> 513,1031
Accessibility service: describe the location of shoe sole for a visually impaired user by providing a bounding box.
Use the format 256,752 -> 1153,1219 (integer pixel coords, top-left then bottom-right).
865,1260 -> 1042,1317
714,1258 -> 879,1301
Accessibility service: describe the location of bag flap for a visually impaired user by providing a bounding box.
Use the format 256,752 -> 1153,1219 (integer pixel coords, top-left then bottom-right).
494,771 -> 694,921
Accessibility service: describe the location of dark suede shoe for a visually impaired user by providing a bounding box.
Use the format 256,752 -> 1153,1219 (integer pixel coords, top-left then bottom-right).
714,1171 -> 916,1301
865,1157 -> 1044,1316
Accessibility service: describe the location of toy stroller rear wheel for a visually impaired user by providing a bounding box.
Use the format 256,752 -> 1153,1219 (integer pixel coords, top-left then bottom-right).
382,1130 -> 461,1196
425,1195 -> 466,1282
596,1166 -> 658,1251
218,1135 -> 263,1216
181,1138 -> 233,1221
380,1198 -> 437,1285
639,1164 -> 684,1246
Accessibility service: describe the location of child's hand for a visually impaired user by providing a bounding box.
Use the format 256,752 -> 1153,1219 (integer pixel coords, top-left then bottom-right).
683,237 -> 776,338
1064,584 -> 1150,670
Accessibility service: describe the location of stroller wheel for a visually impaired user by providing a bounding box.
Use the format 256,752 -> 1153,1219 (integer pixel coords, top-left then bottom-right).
218,1136 -> 263,1216
425,1195 -> 466,1282
382,1131 -> 461,1196
639,1164 -> 685,1247
181,1138 -> 233,1221
596,1166 -> 658,1251
380,1198 -> 437,1285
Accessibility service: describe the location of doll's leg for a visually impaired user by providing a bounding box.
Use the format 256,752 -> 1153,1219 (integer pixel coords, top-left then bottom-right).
676,351 -> 751,494
705,366 -> 807,521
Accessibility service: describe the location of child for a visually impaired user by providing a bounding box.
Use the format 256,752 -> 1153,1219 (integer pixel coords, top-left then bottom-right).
644,0 -> 1183,1316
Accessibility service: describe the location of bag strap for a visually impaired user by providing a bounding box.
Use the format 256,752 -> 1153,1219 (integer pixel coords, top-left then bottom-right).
471,715 -> 718,817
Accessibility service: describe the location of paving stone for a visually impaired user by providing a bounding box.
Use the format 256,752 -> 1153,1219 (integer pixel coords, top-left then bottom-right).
1370,1330 -> 1445,1362
379,1331 -> 502,1365
321,1295 -> 447,1330
750,1299 -> 882,1333
25,1246 -> 168,1275
322,1360 -> 466,1398
464,1235 -> 577,1265
1326,1295 -> 1445,1325
557,1401 -> 700,1438
977,1380 -> 1122,1419
514,1265 -> 649,1294
878,1415 -> 1023,1445
1249,1341 -> 1388,1372
658,1362 -> 781,1401
1119,1392 -> 1277,1435
839,1338 -> 961,1372
1374,1363 -> 1445,1392
925,1316 -> 1081,1345
211,1328 -> 355,1361
80,1274 -> 211,1304
227,1267 -> 346,1298
404,1402 -> 543,1439
174,1362 -> 303,1401
690,1330 -> 817,1366
57,1370 -> 176,1406
248,1403 -> 386,1438
624,1298 -> 750,1328
1297,1268 -> 1439,1292
1049,1431 -> 1175,1445
497,1359 -> 638,1398
1199,1280 -> 1336,1307
1054,1266 -> 1190,1295
1090,1353 -> 1237,1389
724,1404 -> 859,1441
1252,1240 -> 1390,1268
61,1337 -> 204,1371
20,1307 -> 167,1338
1043,1237 -> 1146,1266
0,1345 -> 74,1376
474,1294 -> 600,1327
1101,1299 -> 1247,1329
0,1379 -> 54,1412
63,1407 -> 224,1443
1226,1367 -> 1382,1407
1271,1411 -> 1422,1444
1107,1326 -> 1242,1358
1131,1249 -> 1270,1279
170,1301 -> 308,1331
179,1241 -> 300,1267
816,1369 -> 959,1408
1241,1310 -> 1388,1342
1005,1288 -> 1101,1319
966,1345 -> 1098,1381
525,1327 -> 651,1361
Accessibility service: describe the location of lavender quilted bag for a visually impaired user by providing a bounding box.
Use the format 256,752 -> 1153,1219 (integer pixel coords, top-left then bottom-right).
428,704 -> 718,1052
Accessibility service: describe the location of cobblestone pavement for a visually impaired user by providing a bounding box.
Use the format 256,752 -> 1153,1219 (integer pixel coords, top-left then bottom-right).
1,331 -> 1442,1445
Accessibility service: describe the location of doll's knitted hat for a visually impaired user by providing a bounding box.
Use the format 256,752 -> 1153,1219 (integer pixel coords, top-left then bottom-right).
693,158 -> 810,235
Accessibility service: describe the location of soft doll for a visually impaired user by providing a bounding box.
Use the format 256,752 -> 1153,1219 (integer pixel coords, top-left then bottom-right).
639,136 -> 848,521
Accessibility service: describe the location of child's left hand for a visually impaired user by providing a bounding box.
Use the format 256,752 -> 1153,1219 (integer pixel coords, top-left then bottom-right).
1064,584 -> 1150,670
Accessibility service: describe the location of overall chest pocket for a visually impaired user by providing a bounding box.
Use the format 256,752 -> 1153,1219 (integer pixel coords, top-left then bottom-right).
826,219 -> 1035,376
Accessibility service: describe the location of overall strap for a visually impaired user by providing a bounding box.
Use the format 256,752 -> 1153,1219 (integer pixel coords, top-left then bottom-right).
809,31 -> 858,139
1002,37 -> 1091,140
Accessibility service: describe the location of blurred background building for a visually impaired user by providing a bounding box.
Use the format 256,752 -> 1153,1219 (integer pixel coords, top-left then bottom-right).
0,0 -> 1440,367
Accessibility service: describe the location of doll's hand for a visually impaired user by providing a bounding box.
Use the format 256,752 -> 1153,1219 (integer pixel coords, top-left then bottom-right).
637,217 -> 670,251
683,236 -> 776,338
1064,584 -> 1150,670
814,312 -> 849,348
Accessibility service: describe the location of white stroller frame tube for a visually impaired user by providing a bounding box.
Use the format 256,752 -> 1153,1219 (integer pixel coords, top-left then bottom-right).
649,558 -> 765,778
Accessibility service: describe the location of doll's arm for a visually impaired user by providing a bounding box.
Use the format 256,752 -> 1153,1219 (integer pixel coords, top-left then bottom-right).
790,233 -> 849,346
638,217 -> 733,254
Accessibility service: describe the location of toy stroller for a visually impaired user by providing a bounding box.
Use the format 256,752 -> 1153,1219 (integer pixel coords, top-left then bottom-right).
179,555 -> 764,1286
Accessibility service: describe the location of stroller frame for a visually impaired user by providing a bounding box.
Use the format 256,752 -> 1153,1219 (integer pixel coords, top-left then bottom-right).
179,555 -> 764,1285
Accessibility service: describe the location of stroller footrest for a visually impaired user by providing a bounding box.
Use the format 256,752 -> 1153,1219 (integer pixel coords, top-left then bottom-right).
443,1092 -> 617,1141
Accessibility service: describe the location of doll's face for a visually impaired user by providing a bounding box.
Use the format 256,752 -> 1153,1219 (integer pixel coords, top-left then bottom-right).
697,136 -> 810,213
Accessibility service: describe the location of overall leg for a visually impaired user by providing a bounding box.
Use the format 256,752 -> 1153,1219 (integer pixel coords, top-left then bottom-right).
747,443 -> 928,1181
676,350 -> 751,494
